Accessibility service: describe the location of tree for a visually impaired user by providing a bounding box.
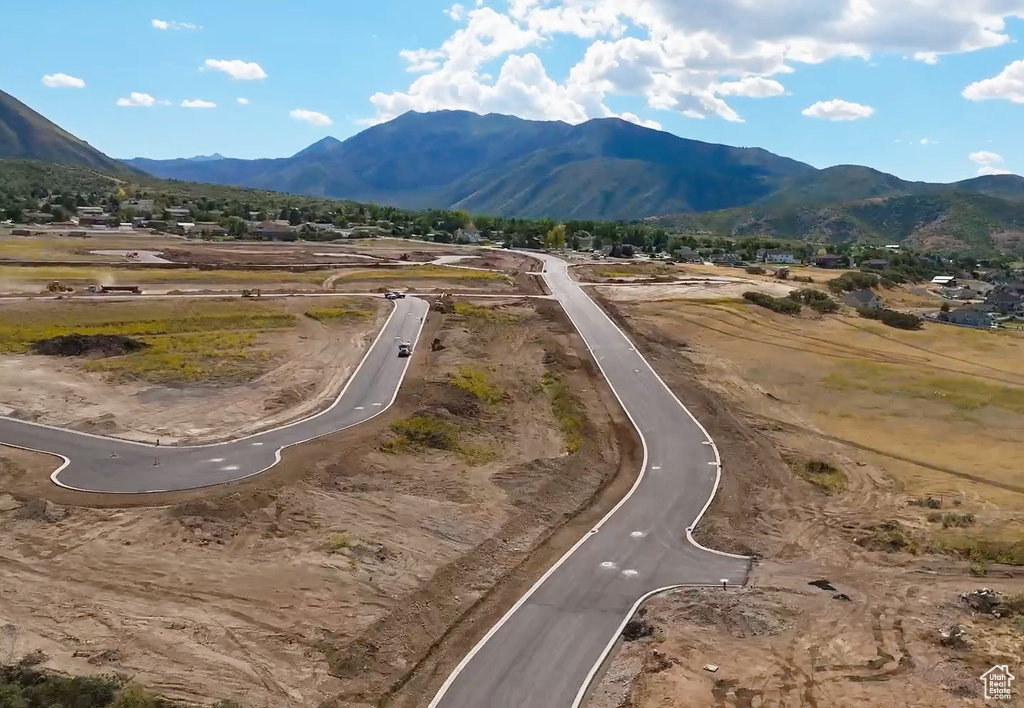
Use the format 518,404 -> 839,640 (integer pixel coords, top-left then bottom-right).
545,223 -> 567,250
50,205 -> 67,222
941,302 -> 951,313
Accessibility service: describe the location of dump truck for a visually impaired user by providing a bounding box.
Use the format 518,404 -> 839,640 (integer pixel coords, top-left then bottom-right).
46,281 -> 74,293
397,340 -> 412,358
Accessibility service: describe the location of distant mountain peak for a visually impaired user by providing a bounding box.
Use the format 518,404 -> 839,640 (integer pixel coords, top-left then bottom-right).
292,136 -> 343,159
187,153 -> 226,162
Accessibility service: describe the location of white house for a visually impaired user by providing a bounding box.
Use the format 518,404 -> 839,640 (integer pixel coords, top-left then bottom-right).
931,275 -> 958,287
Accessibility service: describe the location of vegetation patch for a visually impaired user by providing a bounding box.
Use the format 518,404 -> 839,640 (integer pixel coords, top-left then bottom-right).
0,659 -> 241,708
304,306 -> 372,322
790,458 -> 848,495
0,265 -> 330,285
449,366 -> 504,407
335,266 -> 503,282
787,288 -> 839,313
857,306 -> 923,330
542,371 -> 585,453
382,414 -> 495,465
30,333 -> 147,358
929,536 -> 1024,566
743,291 -> 802,315
824,362 -> 1024,413
451,301 -> 523,321
828,271 -> 882,294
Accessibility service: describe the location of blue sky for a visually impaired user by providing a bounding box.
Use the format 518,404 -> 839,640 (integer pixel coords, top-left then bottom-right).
3,0 -> 1023,182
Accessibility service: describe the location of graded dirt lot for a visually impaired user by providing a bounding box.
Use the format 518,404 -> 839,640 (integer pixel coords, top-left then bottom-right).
585,294 -> 1024,708
0,297 -> 636,708
0,296 -> 385,443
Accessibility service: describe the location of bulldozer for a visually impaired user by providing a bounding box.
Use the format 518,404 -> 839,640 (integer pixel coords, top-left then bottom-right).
241,288 -> 262,299
46,281 -> 74,293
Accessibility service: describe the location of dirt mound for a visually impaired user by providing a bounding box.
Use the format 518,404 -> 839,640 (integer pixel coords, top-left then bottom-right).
30,334 -> 148,358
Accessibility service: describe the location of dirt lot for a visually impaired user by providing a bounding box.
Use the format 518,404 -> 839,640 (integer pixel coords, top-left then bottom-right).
0,296 -> 636,708
0,297 -> 385,444
585,294 -> 1024,708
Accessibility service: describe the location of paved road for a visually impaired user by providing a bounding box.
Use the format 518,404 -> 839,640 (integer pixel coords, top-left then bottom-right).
427,253 -> 750,708
0,297 -> 429,493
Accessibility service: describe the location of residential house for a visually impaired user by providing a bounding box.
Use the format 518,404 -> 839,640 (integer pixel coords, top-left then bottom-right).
943,306 -> 996,329
674,247 -> 702,264
757,249 -> 798,264
166,207 -> 192,220
456,227 -> 482,244
814,254 -> 849,269
940,287 -> 981,301
885,244 -> 901,251
78,214 -> 118,227
256,220 -> 294,240
985,282 -> 1024,315
194,222 -> 228,237
77,206 -> 104,216
931,275 -> 958,287
248,211 -> 262,221
122,199 -> 154,213
844,289 -> 882,309
24,212 -> 54,224
860,258 -> 890,270
575,232 -> 595,251
710,253 -> 743,266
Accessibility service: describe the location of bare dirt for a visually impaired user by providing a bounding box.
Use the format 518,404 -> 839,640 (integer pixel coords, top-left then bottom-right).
0,296 -> 639,708
0,297 -> 386,444
584,294 -> 1024,708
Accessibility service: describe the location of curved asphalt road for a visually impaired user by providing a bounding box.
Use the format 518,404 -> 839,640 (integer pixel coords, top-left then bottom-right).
0,297 -> 429,493
426,253 -> 750,708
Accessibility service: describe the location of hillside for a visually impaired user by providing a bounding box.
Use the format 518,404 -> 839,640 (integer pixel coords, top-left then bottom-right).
0,89 -> 127,173
124,110 -> 816,220
656,191 -> 1024,255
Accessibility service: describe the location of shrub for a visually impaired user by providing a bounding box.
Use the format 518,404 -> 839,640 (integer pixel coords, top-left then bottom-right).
856,307 -> 923,330
793,275 -> 814,283
792,458 -> 847,495
449,367 -> 504,407
745,265 -> 765,275
828,271 -> 882,294
810,299 -> 839,313
743,291 -> 802,315
941,513 -> 976,528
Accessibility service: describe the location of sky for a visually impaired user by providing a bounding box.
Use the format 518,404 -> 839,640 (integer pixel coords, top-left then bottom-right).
2,0 -> 1023,182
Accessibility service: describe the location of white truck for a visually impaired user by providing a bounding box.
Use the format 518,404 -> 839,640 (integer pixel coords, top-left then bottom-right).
397,340 -> 412,358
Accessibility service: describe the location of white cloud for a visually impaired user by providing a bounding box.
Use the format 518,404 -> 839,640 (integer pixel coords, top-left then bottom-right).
801,99 -> 874,121
41,73 -> 85,89
290,109 -> 333,126
116,92 -> 157,107
204,59 -> 267,81
446,3 -> 465,21
715,77 -> 785,97
969,150 -> 1010,175
237,97 -> 250,105
369,0 -> 1024,126
619,112 -> 662,130
963,60 -> 1024,103
181,99 -> 216,109
152,19 -> 201,31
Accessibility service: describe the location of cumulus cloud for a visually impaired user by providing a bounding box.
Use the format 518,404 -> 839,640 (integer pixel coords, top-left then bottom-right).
368,0 -> 1024,125
152,19 -> 201,31
290,109 -> 333,126
116,92 -> 157,107
801,99 -> 874,120
446,3 -> 465,21
963,60 -> 1024,103
181,99 -> 216,109
237,97 -> 250,105
204,59 -> 267,80
969,150 -> 1010,175
41,73 -> 85,89
715,77 -> 786,97
619,112 -> 662,130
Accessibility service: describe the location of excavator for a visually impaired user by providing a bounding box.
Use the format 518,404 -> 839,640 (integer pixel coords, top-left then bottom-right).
46,281 -> 74,293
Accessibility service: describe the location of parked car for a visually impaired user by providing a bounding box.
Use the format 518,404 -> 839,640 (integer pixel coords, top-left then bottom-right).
384,291 -> 406,300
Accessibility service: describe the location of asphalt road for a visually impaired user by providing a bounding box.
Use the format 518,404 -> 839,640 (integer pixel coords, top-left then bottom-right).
427,253 -> 750,708
0,297 -> 429,493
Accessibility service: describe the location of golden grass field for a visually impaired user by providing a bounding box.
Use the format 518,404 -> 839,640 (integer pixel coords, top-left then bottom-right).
0,299 -> 303,383
332,265 -> 504,282
0,233 -> 186,261
634,299 -> 1024,552
0,265 -> 332,289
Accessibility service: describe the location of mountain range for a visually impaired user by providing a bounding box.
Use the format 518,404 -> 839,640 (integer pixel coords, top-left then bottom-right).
2,87 -> 1024,253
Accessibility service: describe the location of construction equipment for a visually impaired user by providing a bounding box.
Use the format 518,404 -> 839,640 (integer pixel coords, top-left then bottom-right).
242,288 -> 262,299
46,281 -> 74,293
384,291 -> 406,300
397,340 -> 412,358
87,285 -> 141,294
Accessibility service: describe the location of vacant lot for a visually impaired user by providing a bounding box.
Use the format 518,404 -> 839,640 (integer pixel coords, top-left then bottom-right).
574,261 -> 680,282
586,295 -> 1024,708
0,232 -> 186,262
0,297 -> 383,443
327,264 -> 515,293
0,297 -> 632,708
